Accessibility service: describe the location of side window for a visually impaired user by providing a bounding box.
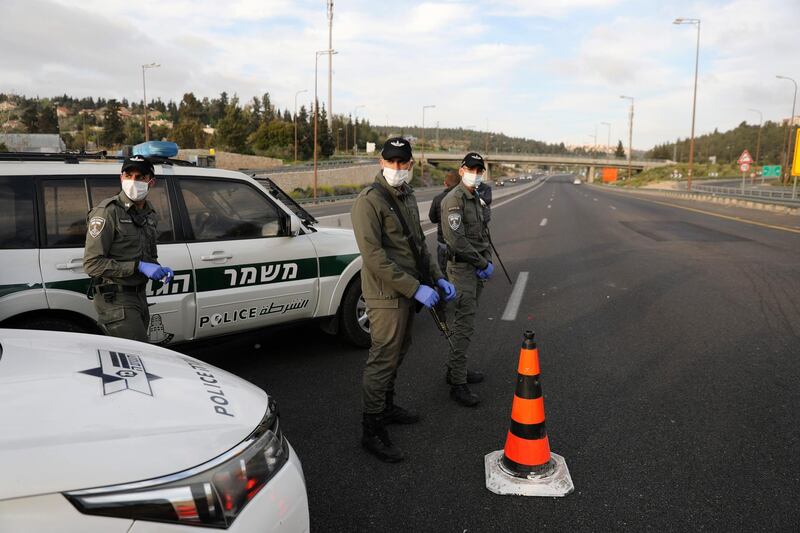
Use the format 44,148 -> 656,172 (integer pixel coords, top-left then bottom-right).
87,177 -> 176,242
0,177 -> 36,249
180,178 -> 284,241
42,178 -> 88,247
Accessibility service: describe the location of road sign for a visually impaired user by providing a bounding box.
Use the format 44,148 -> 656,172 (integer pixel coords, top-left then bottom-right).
793,131 -> 800,177
737,150 -> 753,165
740,163 -> 750,172
762,165 -> 781,177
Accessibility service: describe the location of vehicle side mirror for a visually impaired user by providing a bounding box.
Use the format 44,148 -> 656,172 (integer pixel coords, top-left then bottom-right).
286,214 -> 302,236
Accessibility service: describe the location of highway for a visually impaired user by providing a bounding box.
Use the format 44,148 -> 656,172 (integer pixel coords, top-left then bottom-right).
180,174 -> 800,531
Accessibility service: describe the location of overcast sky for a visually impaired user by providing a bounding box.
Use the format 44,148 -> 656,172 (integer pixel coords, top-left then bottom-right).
2,0 -> 799,149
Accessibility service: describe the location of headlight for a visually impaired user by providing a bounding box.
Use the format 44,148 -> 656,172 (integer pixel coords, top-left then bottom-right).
64,398 -> 288,529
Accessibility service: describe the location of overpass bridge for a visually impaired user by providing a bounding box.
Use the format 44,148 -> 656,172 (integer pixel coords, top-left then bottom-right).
424,152 -> 671,182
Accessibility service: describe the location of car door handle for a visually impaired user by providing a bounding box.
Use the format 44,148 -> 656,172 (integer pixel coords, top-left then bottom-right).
200,252 -> 233,261
56,258 -> 85,270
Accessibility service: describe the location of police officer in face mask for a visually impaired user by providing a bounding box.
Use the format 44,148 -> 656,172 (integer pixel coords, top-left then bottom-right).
83,155 -> 174,342
440,152 -> 492,407
350,137 -> 456,462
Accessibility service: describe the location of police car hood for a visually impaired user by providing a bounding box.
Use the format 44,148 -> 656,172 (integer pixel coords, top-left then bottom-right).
0,329 -> 267,500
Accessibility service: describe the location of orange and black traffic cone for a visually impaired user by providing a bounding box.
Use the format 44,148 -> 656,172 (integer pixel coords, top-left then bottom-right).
484,330 -> 574,497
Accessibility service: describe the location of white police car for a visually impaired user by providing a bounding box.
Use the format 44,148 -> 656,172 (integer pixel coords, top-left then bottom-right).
0,142 -> 368,347
0,328 -> 309,532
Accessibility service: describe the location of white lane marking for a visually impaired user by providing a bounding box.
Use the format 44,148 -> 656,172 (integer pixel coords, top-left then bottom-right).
547,204 -> 551,209
610,205 -> 617,210
502,272 -> 529,321
593,198 -> 598,202
540,218 -> 548,226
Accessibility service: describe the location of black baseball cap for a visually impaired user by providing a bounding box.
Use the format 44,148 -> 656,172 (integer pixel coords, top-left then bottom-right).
121,155 -> 154,176
381,137 -> 413,161
461,152 -> 485,170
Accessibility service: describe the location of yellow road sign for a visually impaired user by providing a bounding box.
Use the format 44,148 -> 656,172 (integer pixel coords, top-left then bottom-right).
793,128 -> 800,177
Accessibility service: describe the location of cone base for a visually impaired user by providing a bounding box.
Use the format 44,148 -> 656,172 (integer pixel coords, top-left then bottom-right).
484,450 -> 574,497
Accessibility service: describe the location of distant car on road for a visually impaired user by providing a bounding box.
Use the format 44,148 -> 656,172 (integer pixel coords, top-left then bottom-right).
573,178 -> 582,185
497,180 -> 505,186
509,177 -> 517,183
0,329 -> 310,532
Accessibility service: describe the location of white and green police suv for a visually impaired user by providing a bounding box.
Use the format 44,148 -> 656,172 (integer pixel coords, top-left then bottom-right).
0,144 -> 369,347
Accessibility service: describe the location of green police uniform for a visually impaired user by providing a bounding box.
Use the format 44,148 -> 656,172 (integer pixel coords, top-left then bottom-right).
441,182 -> 492,385
83,191 -> 159,342
351,173 -> 443,414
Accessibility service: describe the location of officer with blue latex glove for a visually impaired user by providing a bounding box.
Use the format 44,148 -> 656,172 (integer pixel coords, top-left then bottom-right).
436,278 -> 456,301
84,155 -> 174,343
414,284 -> 440,308
476,262 -> 494,280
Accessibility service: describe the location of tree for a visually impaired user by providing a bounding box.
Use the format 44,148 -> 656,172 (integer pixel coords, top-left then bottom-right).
0,142 -> 8,152
614,140 -> 626,158
171,121 -> 206,149
21,105 -> 39,132
39,105 -> 59,133
102,99 -> 125,146
318,105 -> 335,158
214,97 -> 249,153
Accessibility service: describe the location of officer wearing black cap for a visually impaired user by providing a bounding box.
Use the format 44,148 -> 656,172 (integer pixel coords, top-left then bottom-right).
351,137 -> 456,462
83,155 -> 174,342
440,151 -> 492,406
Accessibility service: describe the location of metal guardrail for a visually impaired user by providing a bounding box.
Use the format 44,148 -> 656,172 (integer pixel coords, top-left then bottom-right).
245,159 -> 375,175
691,184 -> 800,204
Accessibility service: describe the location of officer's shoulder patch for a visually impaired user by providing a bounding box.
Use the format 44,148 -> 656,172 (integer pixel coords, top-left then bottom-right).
447,212 -> 462,231
447,206 -> 461,212
88,216 -> 106,238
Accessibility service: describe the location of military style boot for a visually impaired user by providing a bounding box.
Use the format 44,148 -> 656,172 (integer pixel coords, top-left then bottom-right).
450,383 -> 480,407
361,413 -> 405,463
383,391 -> 420,424
445,369 -> 485,385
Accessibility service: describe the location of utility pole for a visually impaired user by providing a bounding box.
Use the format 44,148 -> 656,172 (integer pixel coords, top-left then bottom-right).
776,75 -> 797,185
327,1 -> 334,130
620,95 -> 634,180
352,105 -> 364,155
141,62 -> 160,141
314,49 -> 336,203
601,121 -> 611,154
673,18 -> 701,190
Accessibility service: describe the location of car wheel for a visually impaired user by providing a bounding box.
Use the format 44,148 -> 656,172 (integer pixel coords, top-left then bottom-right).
338,276 -> 371,348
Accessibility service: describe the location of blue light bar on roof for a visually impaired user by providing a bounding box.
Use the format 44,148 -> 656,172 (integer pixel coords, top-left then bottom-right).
132,141 -> 179,158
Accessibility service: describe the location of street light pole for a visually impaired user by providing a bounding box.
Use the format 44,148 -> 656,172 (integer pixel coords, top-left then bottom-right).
352,105 -> 364,155
314,49 -> 337,203
141,62 -> 160,142
421,104 -> 435,182
327,1 -> 334,130
601,121 -> 611,155
748,108 -> 763,167
294,89 -> 308,162
776,75 -> 798,185
620,95 -> 634,180
674,18 -> 701,191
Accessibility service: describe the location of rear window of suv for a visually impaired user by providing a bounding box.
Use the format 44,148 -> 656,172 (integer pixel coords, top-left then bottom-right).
0,177 -> 37,249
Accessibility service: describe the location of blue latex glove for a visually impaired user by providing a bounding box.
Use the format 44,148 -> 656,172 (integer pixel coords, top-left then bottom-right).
436,278 -> 456,302
161,267 -> 174,283
138,261 -> 169,281
476,262 -> 494,280
413,284 -> 440,308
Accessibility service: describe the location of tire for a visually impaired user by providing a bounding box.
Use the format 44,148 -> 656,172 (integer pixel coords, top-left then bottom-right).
10,316 -> 91,334
338,276 -> 371,348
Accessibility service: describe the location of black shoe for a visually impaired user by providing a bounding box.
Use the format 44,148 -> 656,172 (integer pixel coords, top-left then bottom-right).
450,384 -> 480,407
383,403 -> 420,425
362,414 -> 405,462
445,369 -> 485,385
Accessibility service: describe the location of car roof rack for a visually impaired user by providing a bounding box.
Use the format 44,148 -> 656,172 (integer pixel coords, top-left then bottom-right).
0,151 -> 196,166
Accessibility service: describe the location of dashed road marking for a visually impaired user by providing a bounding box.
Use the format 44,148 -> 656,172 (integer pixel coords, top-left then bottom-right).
547,204 -> 552,209
501,272 -> 529,321
540,218 -> 548,226
610,205 -> 617,210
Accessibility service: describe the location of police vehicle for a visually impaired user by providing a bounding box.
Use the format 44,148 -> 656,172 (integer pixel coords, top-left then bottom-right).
0,142 -> 368,347
0,328 -> 310,532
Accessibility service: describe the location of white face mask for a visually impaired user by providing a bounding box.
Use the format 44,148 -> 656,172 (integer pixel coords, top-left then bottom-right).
383,168 -> 409,187
121,179 -> 150,202
462,171 -> 481,188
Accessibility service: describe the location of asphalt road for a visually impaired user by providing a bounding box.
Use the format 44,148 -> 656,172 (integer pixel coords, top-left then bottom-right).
180,175 -> 800,532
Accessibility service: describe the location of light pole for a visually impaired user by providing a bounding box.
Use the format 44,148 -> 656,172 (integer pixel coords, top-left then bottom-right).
327,1 -> 334,130
294,89 -> 308,162
314,49 -> 337,203
620,95 -> 634,180
421,104 -> 435,181
776,75 -> 797,185
748,108 -> 763,172
141,62 -> 160,141
336,127 -> 342,153
352,105 -> 364,155
673,17 -> 701,191
601,121 -> 611,155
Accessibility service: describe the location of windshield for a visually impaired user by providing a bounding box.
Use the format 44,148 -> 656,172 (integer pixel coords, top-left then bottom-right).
254,176 -> 318,228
